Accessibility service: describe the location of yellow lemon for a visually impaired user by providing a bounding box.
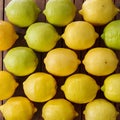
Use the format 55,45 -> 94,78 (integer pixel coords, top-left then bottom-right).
0,96 -> 37,120
83,99 -> 119,120
101,73 -> 120,102
62,21 -> 99,50
23,72 -> 57,102
61,73 -> 100,104
42,98 -> 78,120
0,20 -> 18,51
44,48 -> 81,76
79,0 -> 120,26
43,0 -> 76,26
82,47 -> 119,76
0,71 -> 18,100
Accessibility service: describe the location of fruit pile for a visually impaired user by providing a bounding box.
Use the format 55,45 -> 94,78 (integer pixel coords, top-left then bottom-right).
0,0 -> 120,120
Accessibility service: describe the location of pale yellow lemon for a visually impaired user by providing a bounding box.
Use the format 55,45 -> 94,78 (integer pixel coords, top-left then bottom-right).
79,0 -> 120,26
83,47 -> 119,76
42,98 -> 78,120
62,21 -> 99,50
44,48 -> 80,76
83,99 -> 119,120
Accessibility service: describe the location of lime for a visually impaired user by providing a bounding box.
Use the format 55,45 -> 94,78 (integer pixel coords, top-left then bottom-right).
23,72 -> 57,102
3,47 -> 38,76
0,71 -> 18,100
24,22 -> 60,52
44,48 -> 80,76
62,21 -> 99,50
42,99 -> 78,120
83,98 -> 119,120
101,73 -> 120,102
0,96 -> 37,120
101,20 -> 120,50
61,73 -> 100,104
5,0 -> 40,27
79,0 -> 119,26
43,0 -> 76,26
0,20 -> 18,51
82,47 -> 119,76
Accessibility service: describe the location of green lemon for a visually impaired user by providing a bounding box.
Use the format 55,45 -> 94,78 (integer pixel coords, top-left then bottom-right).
62,21 -> 99,50
101,73 -> 120,102
5,0 -> 40,27
42,99 -> 78,120
3,47 -> 38,76
79,0 -> 119,26
44,48 -> 81,76
101,20 -> 120,50
83,99 -> 119,120
23,72 -> 57,102
0,96 -> 37,120
61,73 -> 100,104
24,22 -> 60,52
43,0 -> 76,26
82,47 -> 119,76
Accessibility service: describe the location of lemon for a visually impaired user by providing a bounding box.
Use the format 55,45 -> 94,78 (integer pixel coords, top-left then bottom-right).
0,96 -> 37,120
23,72 -> 57,102
43,0 -> 76,26
101,20 -> 120,50
61,73 -> 100,104
0,20 -> 18,51
101,73 -> 120,102
24,22 -> 60,52
3,47 -> 38,76
62,21 -> 99,50
82,47 -> 119,76
83,98 -> 119,120
5,0 -> 40,27
42,98 -> 78,120
0,71 -> 18,100
79,0 -> 120,26
44,48 -> 81,76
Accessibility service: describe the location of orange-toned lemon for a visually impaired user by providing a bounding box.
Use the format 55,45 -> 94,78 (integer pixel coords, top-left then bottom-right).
0,20 -> 18,51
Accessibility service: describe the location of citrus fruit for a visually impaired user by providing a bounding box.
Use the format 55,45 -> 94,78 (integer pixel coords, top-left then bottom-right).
0,20 -> 18,51
0,96 -> 37,120
43,0 -> 76,26
79,0 -> 120,26
101,73 -> 120,102
23,72 -> 57,102
24,22 -> 60,52
61,73 -> 100,104
82,47 -> 119,76
83,98 -> 119,120
44,48 -> 81,76
42,98 -> 78,120
0,71 -> 18,100
62,21 -> 99,50
3,47 -> 38,76
101,20 -> 120,50
5,0 -> 40,27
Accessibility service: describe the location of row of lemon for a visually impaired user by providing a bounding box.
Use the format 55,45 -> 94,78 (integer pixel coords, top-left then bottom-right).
5,0 -> 119,27
0,70 -> 120,120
